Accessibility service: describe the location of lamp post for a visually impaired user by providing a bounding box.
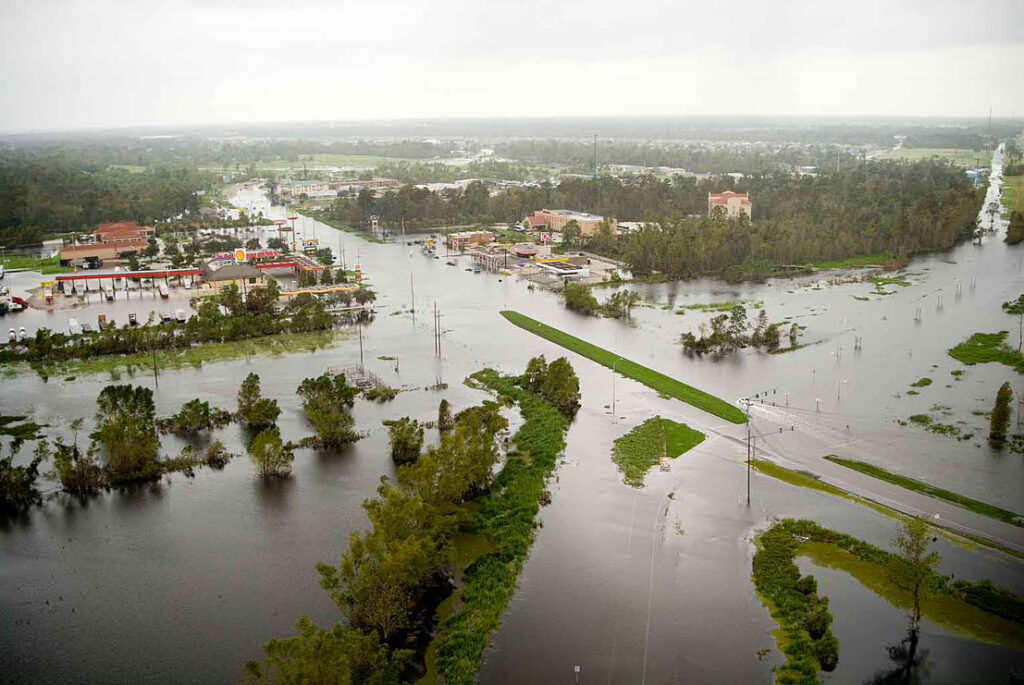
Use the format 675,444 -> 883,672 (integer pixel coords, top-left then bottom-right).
611,357 -> 622,417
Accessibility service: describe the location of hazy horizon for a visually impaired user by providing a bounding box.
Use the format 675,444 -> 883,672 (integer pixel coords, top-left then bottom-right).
2,0 -> 1023,133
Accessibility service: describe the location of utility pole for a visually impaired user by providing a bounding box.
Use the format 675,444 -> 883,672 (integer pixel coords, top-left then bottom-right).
151,342 -> 159,388
593,134 -> 598,179
357,323 -> 364,370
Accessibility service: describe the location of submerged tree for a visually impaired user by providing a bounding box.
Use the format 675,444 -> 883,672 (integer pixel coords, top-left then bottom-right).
988,382 -> 1013,448
92,384 -> 161,483
238,373 -> 281,431
249,427 -> 294,479
0,437 -> 44,513
296,373 -> 360,448
889,518 -> 940,633
388,418 -> 424,465
437,399 -> 454,432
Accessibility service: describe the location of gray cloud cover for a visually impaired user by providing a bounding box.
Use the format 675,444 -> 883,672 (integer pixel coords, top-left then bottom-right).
1,0 -> 1022,131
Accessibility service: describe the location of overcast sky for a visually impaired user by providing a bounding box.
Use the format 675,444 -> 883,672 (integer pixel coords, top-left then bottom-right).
1,0 -> 1022,132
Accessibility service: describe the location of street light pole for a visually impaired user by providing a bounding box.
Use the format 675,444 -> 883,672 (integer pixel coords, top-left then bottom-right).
612,357 -> 622,417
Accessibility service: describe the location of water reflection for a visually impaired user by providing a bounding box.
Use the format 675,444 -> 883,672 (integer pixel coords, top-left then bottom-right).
866,630 -> 931,684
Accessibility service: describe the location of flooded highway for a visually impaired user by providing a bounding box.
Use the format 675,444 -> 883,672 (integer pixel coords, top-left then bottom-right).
2,151 -> 1024,682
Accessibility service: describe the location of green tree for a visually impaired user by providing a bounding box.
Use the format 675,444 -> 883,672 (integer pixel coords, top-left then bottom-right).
0,437 -> 44,513
249,427 -> 293,479
238,373 -> 281,430
563,282 -> 599,315
297,373 -> 361,448
49,437 -> 106,494
989,382 -> 1013,448
541,357 -> 581,418
437,399 -> 454,431
388,418 -> 424,465
92,384 -> 161,482
889,518 -> 940,633
244,616 -> 408,685
562,219 -> 582,248
523,355 -> 548,393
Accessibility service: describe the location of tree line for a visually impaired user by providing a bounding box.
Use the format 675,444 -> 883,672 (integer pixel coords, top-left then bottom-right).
0,154 -> 216,246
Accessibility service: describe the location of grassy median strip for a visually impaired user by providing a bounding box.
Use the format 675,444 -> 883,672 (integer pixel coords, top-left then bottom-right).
500,310 -> 746,424
825,456 -> 1024,527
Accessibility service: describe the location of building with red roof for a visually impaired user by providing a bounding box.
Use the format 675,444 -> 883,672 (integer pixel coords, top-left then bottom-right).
708,192 -> 752,220
94,222 -> 155,245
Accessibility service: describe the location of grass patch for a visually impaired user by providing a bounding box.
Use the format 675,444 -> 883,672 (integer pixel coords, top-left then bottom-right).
812,252 -> 893,270
11,330 -> 343,378
3,255 -> 74,274
876,147 -> 993,167
909,377 -> 932,388
824,456 -> 1023,527
871,275 -> 911,295
1004,174 -> 1024,214
948,331 -> 1024,373
500,310 -> 746,424
751,459 -> 850,500
676,299 -> 763,313
612,416 -> 704,487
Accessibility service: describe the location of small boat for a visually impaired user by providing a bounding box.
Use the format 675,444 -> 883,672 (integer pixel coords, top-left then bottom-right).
158,283 -> 169,299
464,268 -> 473,272
105,291 -> 114,302
97,314 -> 107,330
473,266 -> 481,274
8,297 -> 26,312
160,312 -> 172,324
182,277 -> 192,290
174,309 -> 187,323
44,288 -> 53,305
68,318 -> 83,335
446,261 -> 456,266
128,312 -> 138,326
81,323 -> 94,333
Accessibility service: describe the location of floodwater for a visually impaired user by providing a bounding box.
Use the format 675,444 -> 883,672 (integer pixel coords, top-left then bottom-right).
3,149 -> 1024,683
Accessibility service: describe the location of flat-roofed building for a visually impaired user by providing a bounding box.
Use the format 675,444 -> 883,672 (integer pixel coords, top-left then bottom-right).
528,209 -> 617,236
708,192 -> 752,220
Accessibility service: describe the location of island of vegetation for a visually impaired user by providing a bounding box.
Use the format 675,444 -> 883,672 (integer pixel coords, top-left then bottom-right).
611,415 -> 705,487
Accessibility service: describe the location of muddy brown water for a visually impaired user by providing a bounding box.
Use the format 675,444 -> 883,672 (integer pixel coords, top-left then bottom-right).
3,150 -> 1024,682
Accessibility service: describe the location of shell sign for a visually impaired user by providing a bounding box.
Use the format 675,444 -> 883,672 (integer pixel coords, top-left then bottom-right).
234,249 -> 246,263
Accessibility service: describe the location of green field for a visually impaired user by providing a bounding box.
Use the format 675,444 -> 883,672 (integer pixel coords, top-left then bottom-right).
876,147 -> 993,167
612,416 -> 705,487
825,456 -> 1023,526
3,255 -> 73,274
500,310 -> 746,423
1004,174 -> 1024,214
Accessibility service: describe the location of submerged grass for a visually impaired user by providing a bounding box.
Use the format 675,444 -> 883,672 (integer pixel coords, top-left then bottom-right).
825,456 -> 1023,527
612,416 -> 704,487
812,252 -> 894,270
12,330 -> 343,378
500,310 -> 746,424
948,331 -> 1024,373
433,368 -> 570,683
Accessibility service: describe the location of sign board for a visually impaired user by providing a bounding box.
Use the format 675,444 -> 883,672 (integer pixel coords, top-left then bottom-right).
234,249 -> 246,263
541,232 -> 550,244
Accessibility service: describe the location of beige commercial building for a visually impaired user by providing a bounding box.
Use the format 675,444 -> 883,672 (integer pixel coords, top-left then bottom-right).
528,209 -> 617,236
708,192 -> 752,220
